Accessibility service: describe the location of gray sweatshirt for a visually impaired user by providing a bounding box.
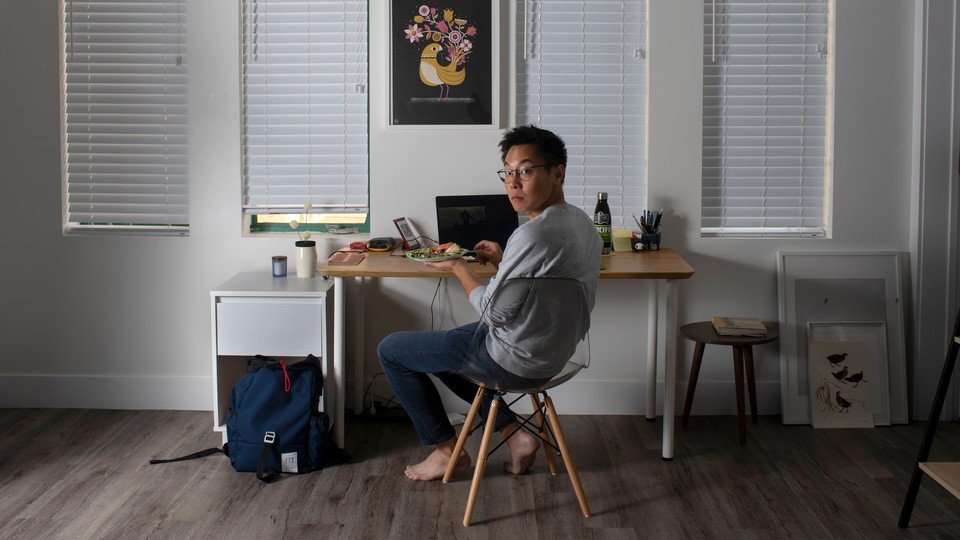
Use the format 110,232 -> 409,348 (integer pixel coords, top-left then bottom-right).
468,202 -> 602,378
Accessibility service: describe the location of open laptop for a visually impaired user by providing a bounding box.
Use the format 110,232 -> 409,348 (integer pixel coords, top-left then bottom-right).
435,194 -> 519,250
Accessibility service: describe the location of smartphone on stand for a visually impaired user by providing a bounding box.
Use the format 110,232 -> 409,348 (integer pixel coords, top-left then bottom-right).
393,217 -> 421,250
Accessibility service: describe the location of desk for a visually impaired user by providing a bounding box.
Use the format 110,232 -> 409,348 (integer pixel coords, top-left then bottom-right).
319,248 -> 694,458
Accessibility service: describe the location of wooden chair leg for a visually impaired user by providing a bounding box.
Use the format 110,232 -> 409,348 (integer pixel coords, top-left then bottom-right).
463,396 -> 500,526
732,346 -> 746,444
743,346 -> 759,423
530,393 -> 557,475
543,394 -> 591,517
445,386 -> 485,483
681,341 -> 706,427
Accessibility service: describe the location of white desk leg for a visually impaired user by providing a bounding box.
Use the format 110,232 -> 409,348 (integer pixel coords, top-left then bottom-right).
333,276 -> 345,449
646,280 -> 659,421
352,277 -> 365,416
662,279 -> 678,460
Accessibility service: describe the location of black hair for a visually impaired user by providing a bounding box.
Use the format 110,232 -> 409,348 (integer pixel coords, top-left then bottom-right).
498,124 -> 568,168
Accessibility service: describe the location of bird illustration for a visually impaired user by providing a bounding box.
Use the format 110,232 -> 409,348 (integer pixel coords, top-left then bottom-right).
844,371 -> 867,387
831,366 -> 848,382
835,391 -> 852,413
419,42 -> 466,99
826,352 -> 848,365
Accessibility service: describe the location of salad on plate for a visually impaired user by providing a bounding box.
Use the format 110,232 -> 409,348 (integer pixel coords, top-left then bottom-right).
405,242 -> 471,262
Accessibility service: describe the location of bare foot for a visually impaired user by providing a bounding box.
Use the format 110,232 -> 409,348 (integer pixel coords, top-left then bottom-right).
502,424 -> 540,475
404,447 -> 471,481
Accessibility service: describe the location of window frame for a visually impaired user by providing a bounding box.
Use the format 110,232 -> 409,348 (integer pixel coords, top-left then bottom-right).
701,0 -> 833,239
239,0 -> 370,236
60,0 -> 190,236
513,0 -> 648,228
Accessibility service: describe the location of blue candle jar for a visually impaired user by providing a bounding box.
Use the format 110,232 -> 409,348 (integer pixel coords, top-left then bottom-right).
272,255 -> 287,277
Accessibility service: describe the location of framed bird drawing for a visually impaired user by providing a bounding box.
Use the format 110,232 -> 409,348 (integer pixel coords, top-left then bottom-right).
807,321 -> 891,426
807,336 -> 877,428
390,0 -> 498,126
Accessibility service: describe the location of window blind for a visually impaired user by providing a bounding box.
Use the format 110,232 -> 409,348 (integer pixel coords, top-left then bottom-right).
241,0 -> 368,221
702,0 -> 829,238
515,0 -> 646,227
61,0 -> 189,235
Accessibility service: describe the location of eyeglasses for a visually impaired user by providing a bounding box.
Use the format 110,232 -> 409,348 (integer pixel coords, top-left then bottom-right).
496,163 -> 552,183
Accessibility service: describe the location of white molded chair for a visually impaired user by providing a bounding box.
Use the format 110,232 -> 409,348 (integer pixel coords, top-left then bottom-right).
442,277 -> 592,526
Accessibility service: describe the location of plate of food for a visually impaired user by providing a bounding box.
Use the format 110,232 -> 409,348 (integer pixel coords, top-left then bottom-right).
405,242 -> 470,263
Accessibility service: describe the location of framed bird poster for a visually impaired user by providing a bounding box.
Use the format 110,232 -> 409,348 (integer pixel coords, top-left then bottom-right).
807,338 -> 875,428
389,0 -> 498,127
807,321 -> 890,427
776,251 -> 907,426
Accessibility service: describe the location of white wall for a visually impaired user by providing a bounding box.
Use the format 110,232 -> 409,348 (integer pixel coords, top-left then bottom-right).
0,1 -> 933,418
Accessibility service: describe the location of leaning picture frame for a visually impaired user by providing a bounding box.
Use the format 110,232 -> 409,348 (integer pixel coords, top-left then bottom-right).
807,321 -> 890,426
388,0 -> 499,127
777,251 -> 907,425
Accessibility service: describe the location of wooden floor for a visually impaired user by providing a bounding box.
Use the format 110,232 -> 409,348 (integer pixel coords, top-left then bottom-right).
2,409 -> 960,539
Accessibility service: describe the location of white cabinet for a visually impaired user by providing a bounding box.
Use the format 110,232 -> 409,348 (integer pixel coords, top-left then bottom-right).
210,272 -> 333,443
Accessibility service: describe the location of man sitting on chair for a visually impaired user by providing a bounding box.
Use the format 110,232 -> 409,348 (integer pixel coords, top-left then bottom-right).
377,125 -> 602,481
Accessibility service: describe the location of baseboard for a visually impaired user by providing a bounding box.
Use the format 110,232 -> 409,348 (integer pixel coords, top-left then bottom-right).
0,374 -> 212,410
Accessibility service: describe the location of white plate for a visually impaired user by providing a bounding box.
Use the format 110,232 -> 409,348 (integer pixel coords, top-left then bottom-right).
405,248 -> 467,263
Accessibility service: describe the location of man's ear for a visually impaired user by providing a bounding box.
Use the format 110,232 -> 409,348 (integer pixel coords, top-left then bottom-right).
553,163 -> 566,184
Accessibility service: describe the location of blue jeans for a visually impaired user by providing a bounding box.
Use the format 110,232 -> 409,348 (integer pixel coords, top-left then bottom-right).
377,322 -> 550,445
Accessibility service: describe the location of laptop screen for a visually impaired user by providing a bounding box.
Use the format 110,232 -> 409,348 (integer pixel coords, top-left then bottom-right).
435,194 -> 519,250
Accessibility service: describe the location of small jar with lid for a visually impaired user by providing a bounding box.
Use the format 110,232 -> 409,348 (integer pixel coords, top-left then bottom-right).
272,255 -> 287,277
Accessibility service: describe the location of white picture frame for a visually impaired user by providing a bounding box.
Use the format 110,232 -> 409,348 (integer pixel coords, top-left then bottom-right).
387,0 -> 500,128
777,251 -> 907,425
807,321 -> 890,426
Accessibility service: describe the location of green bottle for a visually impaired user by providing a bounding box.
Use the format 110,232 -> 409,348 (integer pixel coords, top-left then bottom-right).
593,192 -> 612,255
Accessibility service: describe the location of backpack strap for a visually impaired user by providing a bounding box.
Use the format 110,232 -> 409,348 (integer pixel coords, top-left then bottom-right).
150,432 -> 281,484
256,431 -> 279,483
149,446 -> 224,465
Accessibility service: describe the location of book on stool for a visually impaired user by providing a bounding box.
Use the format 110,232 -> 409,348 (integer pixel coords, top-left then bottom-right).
711,316 -> 767,337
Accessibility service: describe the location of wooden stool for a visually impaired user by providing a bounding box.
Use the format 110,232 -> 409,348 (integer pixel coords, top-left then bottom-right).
679,321 -> 779,444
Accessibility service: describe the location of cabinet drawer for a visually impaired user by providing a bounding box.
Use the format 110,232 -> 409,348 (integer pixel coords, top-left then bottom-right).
216,298 -> 324,356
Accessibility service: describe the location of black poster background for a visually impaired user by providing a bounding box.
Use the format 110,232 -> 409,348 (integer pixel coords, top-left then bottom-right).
390,1 -> 493,126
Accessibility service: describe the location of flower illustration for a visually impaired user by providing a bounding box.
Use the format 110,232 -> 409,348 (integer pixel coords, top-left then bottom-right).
405,24 -> 424,43
403,4 -> 477,69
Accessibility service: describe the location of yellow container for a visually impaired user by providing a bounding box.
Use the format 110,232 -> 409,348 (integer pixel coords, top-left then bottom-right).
612,229 -> 634,253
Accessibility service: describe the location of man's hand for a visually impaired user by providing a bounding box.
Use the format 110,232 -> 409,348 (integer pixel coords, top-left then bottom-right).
424,257 -> 465,272
472,240 -> 503,267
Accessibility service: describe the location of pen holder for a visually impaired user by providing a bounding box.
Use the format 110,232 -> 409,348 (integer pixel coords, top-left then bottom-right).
645,229 -> 661,250
631,229 -> 661,251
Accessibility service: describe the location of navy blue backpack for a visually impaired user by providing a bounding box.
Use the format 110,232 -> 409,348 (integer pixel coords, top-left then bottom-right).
151,354 -> 345,482
226,354 -> 329,479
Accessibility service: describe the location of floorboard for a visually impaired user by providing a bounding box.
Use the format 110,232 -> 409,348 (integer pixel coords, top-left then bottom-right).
1,409 -> 959,539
